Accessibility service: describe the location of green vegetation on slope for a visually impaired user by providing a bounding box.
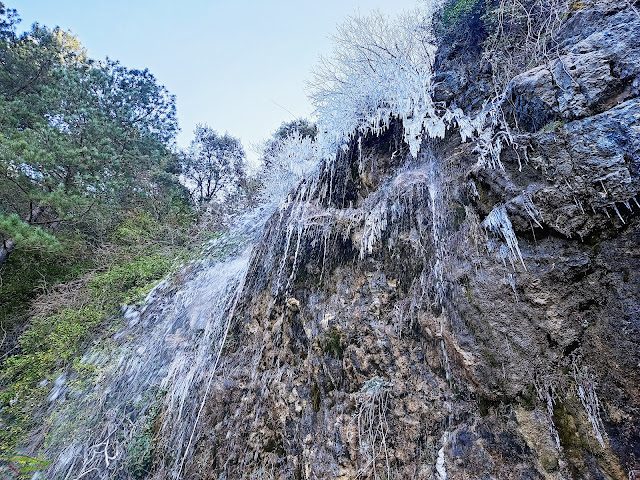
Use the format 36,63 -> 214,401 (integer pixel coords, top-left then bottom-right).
0,212 -> 186,458
0,2 -> 197,459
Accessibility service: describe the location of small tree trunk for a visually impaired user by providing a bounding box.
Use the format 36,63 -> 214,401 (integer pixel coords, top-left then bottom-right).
0,238 -> 16,266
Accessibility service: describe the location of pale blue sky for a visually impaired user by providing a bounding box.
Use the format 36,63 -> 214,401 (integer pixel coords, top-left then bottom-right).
14,0 -> 418,162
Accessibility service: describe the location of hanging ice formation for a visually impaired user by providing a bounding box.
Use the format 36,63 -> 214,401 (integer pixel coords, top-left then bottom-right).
310,4 -> 515,171
481,204 -> 526,269
12,0 -> 639,476
259,131 -> 319,205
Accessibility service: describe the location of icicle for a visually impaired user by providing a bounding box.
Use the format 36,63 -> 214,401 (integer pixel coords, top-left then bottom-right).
360,201 -> 389,259
534,376 -> 561,449
440,339 -> 451,382
522,191 -> 543,228
507,273 -> 518,301
546,390 -> 561,448
275,222 -> 297,293
435,431 -> 449,480
358,135 -> 364,174
469,180 -> 479,198
286,223 -> 305,289
482,204 -> 526,269
565,179 -> 573,191
601,180 -> 608,195
612,203 -> 625,224
572,363 -> 606,448
634,197 -> 640,209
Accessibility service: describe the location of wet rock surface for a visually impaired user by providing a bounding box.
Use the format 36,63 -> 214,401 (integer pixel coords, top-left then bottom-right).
187,2 -> 640,479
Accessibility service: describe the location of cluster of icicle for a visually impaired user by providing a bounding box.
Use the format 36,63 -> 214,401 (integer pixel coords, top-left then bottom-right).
481,204 -> 526,270
309,2 -> 513,172
37,209 -> 270,480
309,5 -> 442,159
359,166 -> 435,260
307,1 -> 526,277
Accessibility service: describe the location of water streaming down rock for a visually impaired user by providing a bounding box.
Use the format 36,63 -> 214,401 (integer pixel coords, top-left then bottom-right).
158,127 -> 477,479
36,208 -> 272,480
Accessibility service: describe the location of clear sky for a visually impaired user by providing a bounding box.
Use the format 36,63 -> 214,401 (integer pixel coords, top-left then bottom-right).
14,0 -> 419,163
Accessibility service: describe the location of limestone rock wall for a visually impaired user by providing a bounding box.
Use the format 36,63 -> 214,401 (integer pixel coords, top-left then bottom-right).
185,2 -> 640,479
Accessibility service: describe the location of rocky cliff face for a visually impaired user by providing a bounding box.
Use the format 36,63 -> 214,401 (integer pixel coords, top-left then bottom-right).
178,2 -> 639,479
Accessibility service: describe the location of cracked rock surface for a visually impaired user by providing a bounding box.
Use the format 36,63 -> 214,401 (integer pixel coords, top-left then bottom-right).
179,2 -> 640,479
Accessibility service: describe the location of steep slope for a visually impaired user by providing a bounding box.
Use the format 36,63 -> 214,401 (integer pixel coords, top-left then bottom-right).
179,2 -> 640,479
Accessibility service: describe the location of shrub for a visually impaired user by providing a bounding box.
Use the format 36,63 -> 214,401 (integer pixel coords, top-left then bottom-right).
442,0 -> 482,27
482,0 -> 571,91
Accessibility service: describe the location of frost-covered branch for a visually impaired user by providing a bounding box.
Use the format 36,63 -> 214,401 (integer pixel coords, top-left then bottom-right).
259,131 -> 318,205
309,7 -> 445,159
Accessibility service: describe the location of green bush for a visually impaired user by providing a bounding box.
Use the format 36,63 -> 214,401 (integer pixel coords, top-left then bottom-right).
0,237 -> 91,348
89,254 -> 172,305
442,0 -> 481,27
0,214 -> 61,253
321,327 -> 345,359
126,390 -> 163,479
128,430 -> 154,479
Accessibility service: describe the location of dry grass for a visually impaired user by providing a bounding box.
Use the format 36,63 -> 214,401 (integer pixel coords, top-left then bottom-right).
29,276 -> 92,320
482,0 -> 571,94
